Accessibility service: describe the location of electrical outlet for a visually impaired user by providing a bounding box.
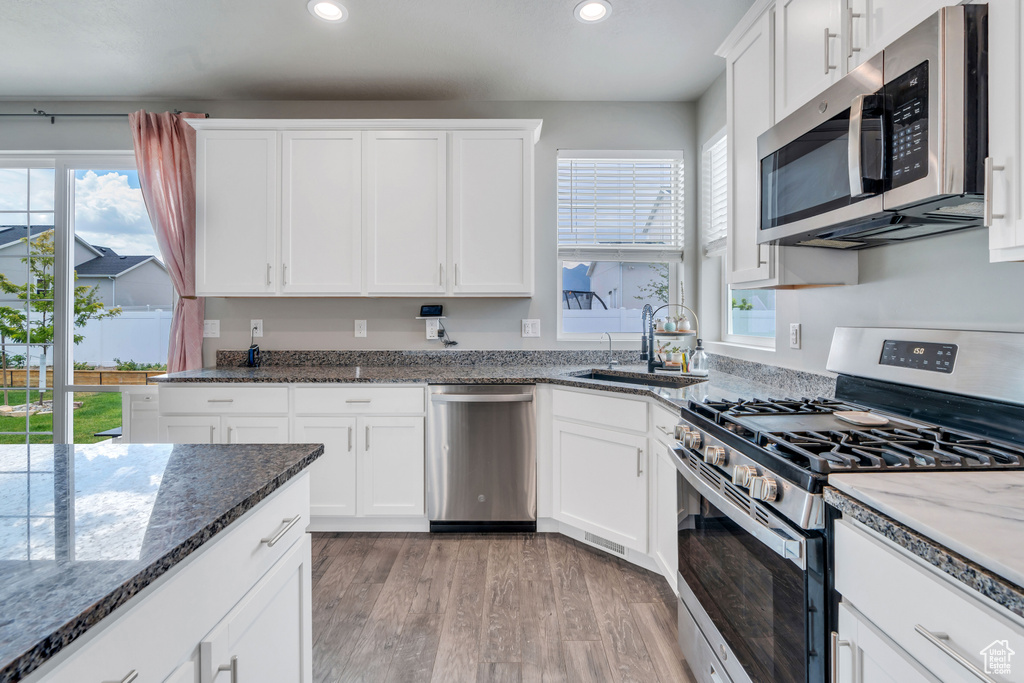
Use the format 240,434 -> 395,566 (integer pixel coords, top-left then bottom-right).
203,320 -> 220,338
426,319 -> 440,340
790,323 -> 801,349
355,320 -> 367,338
250,319 -> 263,338
522,319 -> 541,338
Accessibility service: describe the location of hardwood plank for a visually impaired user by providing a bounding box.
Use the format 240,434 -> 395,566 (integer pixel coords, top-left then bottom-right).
431,540 -> 491,683
616,558 -> 673,606
520,580 -> 566,683
630,602 -> 696,683
457,536 -> 492,565
353,533 -> 408,584
581,546 -> 658,683
563,641 -> 615,683
521,533 -> 552,581
384,611 -> 444,683
480,536 -> 522,662
314,534 -> 382,636
546,535 -> 602,641
313,581 -> 385,683
477,662 -> 522,683
339,536 -> 432,683
411,536 -> 461,614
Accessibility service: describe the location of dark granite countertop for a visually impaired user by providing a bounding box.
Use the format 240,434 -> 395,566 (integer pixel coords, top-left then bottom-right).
0,442 -> 324,683
151,364 -> 814,412
826,480 -> 1024,619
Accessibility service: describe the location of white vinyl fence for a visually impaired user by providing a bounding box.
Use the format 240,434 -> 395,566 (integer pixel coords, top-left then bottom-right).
74,309 -> 171,366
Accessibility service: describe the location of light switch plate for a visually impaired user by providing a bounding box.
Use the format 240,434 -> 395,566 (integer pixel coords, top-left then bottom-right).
355,320 -> 367,338
789,323 -> 801,349
426,319 -> 440,340
250,319 -> 263,338
522,319 -> 541,338
203,320 -> 220,338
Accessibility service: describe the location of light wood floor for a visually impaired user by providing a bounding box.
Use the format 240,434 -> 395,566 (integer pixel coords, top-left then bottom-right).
311,532 -> 696,683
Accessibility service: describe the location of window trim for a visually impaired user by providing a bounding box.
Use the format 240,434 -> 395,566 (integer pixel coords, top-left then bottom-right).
701,128 -> 728,257
722,269 -> 777,348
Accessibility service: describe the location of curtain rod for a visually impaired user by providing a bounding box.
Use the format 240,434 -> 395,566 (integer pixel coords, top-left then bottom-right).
0,109 -> 210,124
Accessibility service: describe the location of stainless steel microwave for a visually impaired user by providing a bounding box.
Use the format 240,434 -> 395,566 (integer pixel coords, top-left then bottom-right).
757,5 -> 987,249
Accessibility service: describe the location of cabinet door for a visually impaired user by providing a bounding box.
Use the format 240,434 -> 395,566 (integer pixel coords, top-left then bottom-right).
776,0 -> 842,119
294,417 -> 357,518
224,416 -> 290,444
552,420 -> 648,553
281,131 -> 362,294
988,0 -> 1024,262
653,444 -> 679,592
846,0 -> 951,70
727,10 -> 775,285
201,535 -> 312,683
836,603 -> 940,683
195,130 -> 278,295
158,416 -> 221,444
364,131 -> 447,294
358,416 -> 424,516
164,661 -> 197,683
451,130 -> 533,295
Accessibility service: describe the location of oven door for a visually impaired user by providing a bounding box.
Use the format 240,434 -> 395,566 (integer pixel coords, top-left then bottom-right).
757,52 -> 886,247
676,454 -> 826,683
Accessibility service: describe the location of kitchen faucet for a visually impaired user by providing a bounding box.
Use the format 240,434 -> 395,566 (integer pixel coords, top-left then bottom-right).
602,332 -> 619,369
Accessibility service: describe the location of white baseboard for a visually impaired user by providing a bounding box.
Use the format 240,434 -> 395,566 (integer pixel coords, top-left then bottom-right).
308,515 -> 430,532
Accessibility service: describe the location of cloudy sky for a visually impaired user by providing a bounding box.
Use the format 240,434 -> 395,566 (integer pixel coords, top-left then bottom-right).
0,167 -> 161,259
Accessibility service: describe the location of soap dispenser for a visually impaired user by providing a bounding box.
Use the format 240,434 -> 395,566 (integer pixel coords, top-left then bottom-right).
690,339 -> 708,376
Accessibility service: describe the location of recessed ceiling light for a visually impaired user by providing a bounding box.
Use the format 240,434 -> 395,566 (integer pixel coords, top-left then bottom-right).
308,0 -> 348,22
574,0 -> 611,23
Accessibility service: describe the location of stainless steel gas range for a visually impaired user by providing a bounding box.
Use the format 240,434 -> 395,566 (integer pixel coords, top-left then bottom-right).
669,327 -> 1024,683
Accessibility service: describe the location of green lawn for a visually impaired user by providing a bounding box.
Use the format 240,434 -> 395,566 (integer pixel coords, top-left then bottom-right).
0,391 -> 122,444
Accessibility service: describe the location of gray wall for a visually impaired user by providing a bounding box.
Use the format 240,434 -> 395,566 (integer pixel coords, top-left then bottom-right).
0,99 -> 698,366
693,75 -> 1024,375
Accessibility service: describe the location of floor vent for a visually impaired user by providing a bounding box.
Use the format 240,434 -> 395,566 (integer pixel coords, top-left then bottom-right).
584,532 -> 626,557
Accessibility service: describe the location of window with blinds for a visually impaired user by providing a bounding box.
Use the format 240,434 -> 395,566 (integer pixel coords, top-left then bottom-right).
701,134 -> 728,256
557,153 -> 684,253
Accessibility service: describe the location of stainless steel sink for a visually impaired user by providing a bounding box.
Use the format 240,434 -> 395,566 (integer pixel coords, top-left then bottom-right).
568,369 -> 700,389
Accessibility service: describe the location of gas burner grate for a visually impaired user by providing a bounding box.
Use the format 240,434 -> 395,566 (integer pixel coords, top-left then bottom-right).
690,397 -> 860,420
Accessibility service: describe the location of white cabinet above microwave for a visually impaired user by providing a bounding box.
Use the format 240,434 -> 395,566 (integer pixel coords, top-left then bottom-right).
189,119 -> 541,298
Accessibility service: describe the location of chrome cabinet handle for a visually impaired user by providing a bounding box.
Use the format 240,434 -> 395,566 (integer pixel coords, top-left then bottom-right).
984,157 -> 1006,226
636,448 -> 643,477
439,263 -> 444,286
348,426 -> 353,452
656,425 -> 673,435
217,655 -> 239,683
266,263 -> 271,286
210,425 -> 215,442
261,515 -> 301,547
283,262 -> 288,285
102,671 -> 139,683
824,28 -> 837,74
227,426 -> 233,442
830,631 -> 851,683
915,625 -> 995,682
207,398 -> 234,403
345,399 -> 372,404
847,8 -> 864,59
365,425 -> 370,450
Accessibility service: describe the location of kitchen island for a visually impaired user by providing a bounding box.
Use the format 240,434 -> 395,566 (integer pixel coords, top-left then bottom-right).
0,441 -> 324,683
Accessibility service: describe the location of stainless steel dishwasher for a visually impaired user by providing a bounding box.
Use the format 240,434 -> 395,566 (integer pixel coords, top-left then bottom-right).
427,385 -> 536,532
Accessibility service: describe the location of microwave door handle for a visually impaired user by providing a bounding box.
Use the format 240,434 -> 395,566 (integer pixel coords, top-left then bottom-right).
848,94 -> 867,198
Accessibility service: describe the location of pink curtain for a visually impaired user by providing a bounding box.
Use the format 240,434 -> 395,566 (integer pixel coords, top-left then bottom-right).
129,110 -> 206,372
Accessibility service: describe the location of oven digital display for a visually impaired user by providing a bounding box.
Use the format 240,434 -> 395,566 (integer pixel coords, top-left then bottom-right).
880,340 -> 957,373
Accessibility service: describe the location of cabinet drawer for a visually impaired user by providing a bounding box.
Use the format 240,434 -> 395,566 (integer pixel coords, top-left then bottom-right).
552,388 -> 647,432
835,519 -> 1024,682
293,386 -> 424,415
159,386 -> 289,415
651,405 -> 681,447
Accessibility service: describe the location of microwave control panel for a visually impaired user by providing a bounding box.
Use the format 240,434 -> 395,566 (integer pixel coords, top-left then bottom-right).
888,61 -> 929,190
879,339 -> 957,374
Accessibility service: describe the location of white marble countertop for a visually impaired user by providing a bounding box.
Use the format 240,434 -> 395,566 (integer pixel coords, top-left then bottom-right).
830,472 -> 1024,590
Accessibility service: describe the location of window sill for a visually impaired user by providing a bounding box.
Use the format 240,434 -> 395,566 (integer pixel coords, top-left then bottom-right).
706,339 -> 776,354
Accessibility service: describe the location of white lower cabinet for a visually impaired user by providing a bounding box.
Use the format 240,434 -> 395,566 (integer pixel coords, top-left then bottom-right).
358,416 -> 424,516
201,535 -> 312,683
158,415 -> 221,444
164,661 -> 197,683
552,419 -> 648,553
225,416 -> 290,444
295,417 -> 357,518
836,602 -> 938,683
652,442 -> 679,592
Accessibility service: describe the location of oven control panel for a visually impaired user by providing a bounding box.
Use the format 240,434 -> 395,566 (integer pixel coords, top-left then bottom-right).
879,340 -> 957,373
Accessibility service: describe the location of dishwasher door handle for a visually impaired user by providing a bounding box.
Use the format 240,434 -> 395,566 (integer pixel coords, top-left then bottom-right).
431,394 -> 534,403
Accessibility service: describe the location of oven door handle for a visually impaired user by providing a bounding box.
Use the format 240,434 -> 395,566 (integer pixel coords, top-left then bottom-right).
679,452 -> 807,569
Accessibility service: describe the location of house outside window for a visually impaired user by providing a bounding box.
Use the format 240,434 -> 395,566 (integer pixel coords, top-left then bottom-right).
557,151 -> 685,339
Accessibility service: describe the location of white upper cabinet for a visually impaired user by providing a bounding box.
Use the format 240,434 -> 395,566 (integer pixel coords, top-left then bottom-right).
364,131 -> 448,295
281,131 -> 362,294
195,130 -> 278,296
775,0 -> 843,120
988,0 -> 1024,262
451,130 -> 534,295
845,0 -> 953,71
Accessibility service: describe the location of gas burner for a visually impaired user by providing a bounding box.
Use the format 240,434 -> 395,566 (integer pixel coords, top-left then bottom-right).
697,397 -> 856,417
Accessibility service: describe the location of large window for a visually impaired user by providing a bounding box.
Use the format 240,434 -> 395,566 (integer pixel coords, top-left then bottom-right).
557,151 -> 685,338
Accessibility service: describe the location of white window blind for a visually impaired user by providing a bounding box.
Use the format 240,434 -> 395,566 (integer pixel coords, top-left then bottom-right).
557,153 -> 684,255
701,134 -> 728,256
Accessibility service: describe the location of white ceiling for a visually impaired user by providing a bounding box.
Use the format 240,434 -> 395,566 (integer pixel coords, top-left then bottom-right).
3,0 -> 753,102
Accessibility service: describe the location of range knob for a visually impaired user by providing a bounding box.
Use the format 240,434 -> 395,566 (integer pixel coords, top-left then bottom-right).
749,475 -> 779,502
684,430 -> 702,450
703,445 -> 727,466
731,465 -> 757,488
